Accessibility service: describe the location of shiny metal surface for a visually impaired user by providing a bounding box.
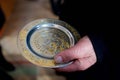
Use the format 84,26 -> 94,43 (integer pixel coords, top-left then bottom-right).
18,18 -> 80,68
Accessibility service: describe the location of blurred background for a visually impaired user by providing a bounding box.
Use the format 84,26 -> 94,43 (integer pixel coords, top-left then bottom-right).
0,0 -> 66,80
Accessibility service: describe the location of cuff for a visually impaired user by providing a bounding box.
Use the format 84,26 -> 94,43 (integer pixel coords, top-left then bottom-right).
87,34 -> 108,63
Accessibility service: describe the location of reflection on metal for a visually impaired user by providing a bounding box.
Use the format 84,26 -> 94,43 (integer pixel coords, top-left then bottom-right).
18,18 -> 80,68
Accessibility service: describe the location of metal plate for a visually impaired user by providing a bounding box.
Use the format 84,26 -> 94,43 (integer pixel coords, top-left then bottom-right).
17,18 -> 80,68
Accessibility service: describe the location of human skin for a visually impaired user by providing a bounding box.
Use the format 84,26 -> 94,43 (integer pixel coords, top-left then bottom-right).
54,36 -> 97,72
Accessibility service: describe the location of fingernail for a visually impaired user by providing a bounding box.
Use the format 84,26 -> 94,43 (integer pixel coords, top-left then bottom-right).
55,56 -> 63,63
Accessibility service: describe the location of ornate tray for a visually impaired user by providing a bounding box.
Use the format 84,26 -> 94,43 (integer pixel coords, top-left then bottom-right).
17,18 -> 80,68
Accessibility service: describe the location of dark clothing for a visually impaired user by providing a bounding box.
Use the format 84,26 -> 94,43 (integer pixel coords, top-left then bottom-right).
53,0 -> 120,80
0,7 -> 15,80
0,7 -> 5,29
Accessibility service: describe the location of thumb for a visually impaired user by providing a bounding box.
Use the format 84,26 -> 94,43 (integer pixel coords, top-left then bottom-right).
54,44 -> 81,64
54,36 -> 92,64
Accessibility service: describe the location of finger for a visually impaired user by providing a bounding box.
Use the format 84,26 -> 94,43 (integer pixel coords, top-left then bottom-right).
54,58 -> 88,72
55,56 -> 96,72
54,60 -> 81,72
54,36 -> 95,64
54,46 -> 81,64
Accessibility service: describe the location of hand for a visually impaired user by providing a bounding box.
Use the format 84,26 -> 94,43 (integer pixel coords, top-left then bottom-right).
54,36 -> 97,72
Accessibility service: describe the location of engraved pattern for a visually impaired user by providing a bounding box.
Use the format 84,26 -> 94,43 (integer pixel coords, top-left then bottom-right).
18,18 -> 81,68
30,28 -> 70,58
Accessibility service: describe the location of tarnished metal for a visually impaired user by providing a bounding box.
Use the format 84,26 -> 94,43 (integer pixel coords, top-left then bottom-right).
18,18 -> 80,68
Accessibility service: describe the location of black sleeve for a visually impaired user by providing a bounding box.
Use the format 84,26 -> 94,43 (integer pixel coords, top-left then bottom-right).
87,33 -> 107,62
59,0 -> 119,63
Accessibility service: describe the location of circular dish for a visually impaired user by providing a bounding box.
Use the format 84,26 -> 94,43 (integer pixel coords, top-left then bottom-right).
17,18 -> 80,68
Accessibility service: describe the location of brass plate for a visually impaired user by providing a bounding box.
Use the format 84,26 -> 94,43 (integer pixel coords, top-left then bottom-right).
18,18 -> 80,68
